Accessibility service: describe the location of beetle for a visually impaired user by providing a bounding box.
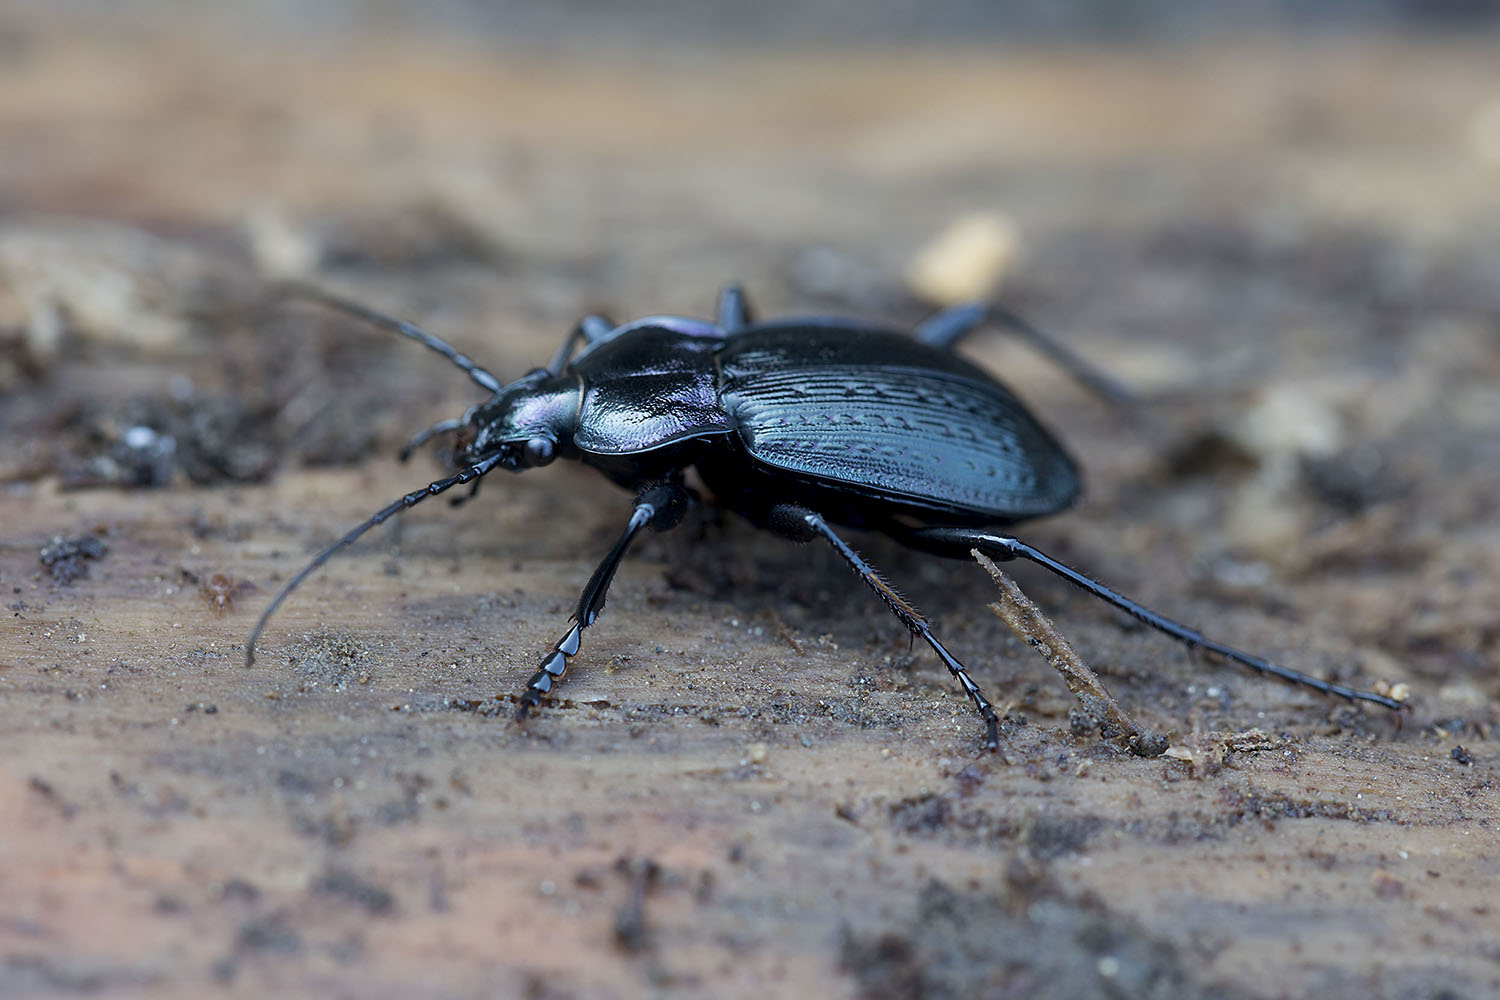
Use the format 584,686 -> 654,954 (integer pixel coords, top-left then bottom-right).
247,282 -> 1402,748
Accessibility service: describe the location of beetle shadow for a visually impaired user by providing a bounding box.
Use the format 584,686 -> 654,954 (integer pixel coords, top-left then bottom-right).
644,506 -> 1080,660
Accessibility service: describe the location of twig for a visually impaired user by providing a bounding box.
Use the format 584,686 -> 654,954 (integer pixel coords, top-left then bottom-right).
973,551 -> 1168,758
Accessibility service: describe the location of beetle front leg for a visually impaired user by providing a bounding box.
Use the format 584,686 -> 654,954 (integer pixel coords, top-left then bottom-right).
768,505 -> 1000,750
396,417 -> 464,463
515,481 -> 690,719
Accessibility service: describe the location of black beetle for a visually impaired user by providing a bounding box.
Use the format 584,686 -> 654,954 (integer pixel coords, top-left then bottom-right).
247,283 -> 1402,748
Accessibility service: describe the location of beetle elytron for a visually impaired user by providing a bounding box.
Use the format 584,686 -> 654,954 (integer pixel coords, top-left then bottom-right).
247,283 -> 1402,748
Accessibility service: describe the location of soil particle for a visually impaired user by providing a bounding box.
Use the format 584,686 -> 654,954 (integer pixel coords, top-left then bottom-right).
38,533 -> 108,584
1214,785 -> 1393,825
287,634 -> 370,692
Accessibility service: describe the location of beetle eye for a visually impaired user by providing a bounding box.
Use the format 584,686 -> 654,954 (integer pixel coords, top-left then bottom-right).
524,437 -> 555,467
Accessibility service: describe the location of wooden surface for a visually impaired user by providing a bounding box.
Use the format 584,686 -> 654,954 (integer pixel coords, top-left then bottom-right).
2,17 -> 1499,998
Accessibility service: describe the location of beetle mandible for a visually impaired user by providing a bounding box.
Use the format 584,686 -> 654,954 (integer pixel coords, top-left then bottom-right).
246,283 -> 1402,748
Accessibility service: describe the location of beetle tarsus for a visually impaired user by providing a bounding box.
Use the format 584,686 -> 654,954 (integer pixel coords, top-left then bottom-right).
516,624 -> 581,718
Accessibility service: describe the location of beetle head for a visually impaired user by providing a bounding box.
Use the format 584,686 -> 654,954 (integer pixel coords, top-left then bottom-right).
456,368 -> 581,471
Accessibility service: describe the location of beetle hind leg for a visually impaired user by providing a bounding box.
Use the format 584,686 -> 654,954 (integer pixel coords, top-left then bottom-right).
514,481 -> 690,720
900,525 -> 1404,712
770,505 -> 999,749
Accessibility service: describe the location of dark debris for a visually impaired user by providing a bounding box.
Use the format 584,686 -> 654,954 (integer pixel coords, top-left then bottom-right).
39,534 -> 108,584
235,913 -> 302,955
311,868 -> 396,916
840,877 -> 1234,1000
613,856 -> 661,954
59,394 -> 279,488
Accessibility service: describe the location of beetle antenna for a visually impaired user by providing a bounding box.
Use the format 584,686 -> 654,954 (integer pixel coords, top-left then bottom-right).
246,455 -> 503,666
272,281 -> 503,393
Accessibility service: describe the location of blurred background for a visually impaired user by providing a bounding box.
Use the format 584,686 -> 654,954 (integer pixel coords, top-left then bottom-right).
4,0 -> 1498,642
2,3 -> 1499,996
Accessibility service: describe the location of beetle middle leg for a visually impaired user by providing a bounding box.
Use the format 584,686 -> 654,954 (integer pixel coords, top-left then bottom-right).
897,525 -> 1403,711
515,480 -> 690,719
767,504 -> 1000,749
